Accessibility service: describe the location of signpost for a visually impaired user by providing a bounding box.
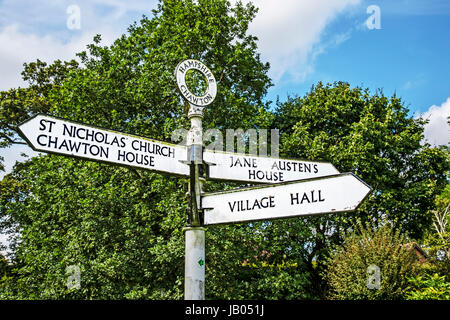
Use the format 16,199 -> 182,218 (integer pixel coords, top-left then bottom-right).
16,59 -> 372,301
17,114 -> 189,177
175,59 -> 217,300
201,173 -> 371,226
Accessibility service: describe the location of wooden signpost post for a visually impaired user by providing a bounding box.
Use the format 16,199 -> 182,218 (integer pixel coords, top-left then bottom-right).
17,59 -> 372,301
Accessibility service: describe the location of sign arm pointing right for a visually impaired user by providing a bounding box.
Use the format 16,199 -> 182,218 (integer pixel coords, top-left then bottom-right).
201,173 -> 372,226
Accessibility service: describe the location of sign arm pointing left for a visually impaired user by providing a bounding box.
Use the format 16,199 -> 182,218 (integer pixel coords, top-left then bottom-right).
17,114 -> 190,178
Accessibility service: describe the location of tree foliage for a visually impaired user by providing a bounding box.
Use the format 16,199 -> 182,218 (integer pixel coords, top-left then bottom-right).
325,221 -> 420,300
276,82 -> 448,239
423,184 -> 450,264
405,184 -> 450,299
0,59 -> 79,171
274,82 -> 449,297
1,156 -> 187,299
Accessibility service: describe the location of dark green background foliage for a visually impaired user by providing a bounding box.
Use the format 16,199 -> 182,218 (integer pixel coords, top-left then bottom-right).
1,157 -> 187,299
274,82 -> 448,296
0,0 -> 448,299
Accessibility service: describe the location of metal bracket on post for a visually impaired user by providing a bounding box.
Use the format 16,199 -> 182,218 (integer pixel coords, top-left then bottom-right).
186,103 -> 204,228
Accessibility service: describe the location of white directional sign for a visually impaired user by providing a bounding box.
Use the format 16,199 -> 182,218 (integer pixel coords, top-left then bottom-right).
203,150 -> 340,184
17,114 -> 190,177
201,173 -> 371,225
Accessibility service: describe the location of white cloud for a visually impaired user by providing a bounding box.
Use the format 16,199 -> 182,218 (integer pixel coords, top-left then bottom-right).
0,0 -> 159,91
0,24 -> 120,91
0,0 -> 159,185
0,0 -> 362,90
0,144 -> 39,179
420,98 -> 450,147
234,0 -> 361,82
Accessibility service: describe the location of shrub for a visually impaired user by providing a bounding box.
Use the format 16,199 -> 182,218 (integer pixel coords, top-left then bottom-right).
406,273 -> 450,300
325,221 -> 419,300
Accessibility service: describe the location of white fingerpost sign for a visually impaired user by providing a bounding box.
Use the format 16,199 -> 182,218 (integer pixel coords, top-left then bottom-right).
17,114 -> 190,177
203,150 -> 340,184
201,173 -> 372,226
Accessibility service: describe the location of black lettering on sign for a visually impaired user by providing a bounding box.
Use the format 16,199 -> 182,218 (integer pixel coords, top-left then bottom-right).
271,160 -> 320,174
228,196 -> 275,213
37,134 -> 109,158
248,170 -> 284,182
131,140 -> 175,158
48,136 -> 58,148
230,156 -> 257,168
39,119 -> 56,133
290,190 -> 325,205
63,124 -> 76,137
62,124 -> 127,148
117,150 -> 155,167
37,134 -> 47,146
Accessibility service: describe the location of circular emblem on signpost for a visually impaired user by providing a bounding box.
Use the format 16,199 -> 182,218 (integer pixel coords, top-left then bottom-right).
175,59 -> 217,107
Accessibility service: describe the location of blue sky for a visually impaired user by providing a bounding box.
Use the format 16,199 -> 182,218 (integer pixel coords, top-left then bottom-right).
291,4 -> 450,116
0,0 -> 449,179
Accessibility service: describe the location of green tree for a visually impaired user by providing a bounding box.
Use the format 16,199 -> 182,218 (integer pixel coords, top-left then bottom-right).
424,183 -> 450,265
206,221 -> 313,300
325,221 -> 419,300
404,183 -> 450,300
274,82 -> 449,297
0,0 -> 281,299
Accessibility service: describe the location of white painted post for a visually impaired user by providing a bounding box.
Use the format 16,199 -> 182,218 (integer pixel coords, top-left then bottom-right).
174,59 -> 217,300
184,104 -> 206,300
184,226 -> 206,300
